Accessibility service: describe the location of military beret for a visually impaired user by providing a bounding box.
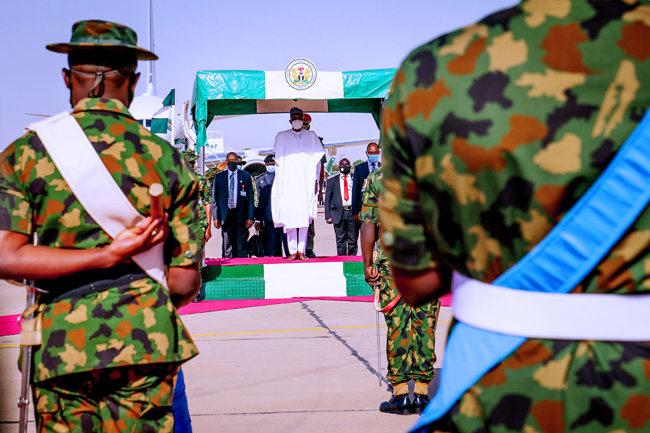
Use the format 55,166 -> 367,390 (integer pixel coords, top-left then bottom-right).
47,20 -> 158,60
303,113 -> 312,123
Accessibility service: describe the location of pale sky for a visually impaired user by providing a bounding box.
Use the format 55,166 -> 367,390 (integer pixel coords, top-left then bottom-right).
0,0 -> 519,161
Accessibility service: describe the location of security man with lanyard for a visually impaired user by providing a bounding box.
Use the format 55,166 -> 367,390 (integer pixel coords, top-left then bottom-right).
380,1 -> 650,432
0,20 -> 201,431
360,167 -> 440,415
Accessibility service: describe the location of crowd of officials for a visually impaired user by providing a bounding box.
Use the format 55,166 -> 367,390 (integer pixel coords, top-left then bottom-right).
200,119 -> 382,260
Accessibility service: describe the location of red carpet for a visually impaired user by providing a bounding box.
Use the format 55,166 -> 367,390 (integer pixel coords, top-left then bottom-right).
205,256 -> 363,266
0,294 -> 452,337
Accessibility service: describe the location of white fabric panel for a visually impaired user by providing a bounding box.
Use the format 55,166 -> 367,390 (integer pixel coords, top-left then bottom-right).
265,71 -> 344,100
29,112 -> 168,289
452,271 -> 650,341
264,262 -> 347,299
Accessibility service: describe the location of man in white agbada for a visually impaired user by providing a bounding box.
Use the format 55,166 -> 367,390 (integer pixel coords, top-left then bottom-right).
272,107 -> 326,260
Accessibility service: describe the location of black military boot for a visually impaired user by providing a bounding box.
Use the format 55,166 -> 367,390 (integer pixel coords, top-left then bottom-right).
412,393 -> 430,414
379,394 -> 412,415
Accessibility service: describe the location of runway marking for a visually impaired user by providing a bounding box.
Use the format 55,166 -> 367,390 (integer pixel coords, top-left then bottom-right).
0,321 -> 452,348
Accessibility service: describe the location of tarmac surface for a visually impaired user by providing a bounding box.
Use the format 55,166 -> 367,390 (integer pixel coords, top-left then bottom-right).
0,209 -> 451,433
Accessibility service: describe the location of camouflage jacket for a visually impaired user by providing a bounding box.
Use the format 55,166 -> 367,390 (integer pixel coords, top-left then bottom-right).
197,173 -> 208,229
380,0 -> 650,430
381,0 -> 650,293
0,98 -> 201,381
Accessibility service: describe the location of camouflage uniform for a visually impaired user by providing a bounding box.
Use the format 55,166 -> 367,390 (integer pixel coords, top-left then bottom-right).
380,0 -> 650,431
360,168 -> 440,392
0,97 -> 202,431
182,150 -> 209,247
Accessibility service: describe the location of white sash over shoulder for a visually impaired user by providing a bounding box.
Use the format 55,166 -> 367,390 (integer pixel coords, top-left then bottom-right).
29,112 -> 168,290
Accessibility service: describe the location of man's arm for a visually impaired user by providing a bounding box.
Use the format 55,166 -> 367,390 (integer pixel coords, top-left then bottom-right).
318,162 -> 325,202
0,216 -> 167,280
246,174 -> 254,229
390,266 -> 450,307
167,263 -> 201,308
360,221 -> 379,287
324,182 -> 333,222
352,167 -> 362,221
212,175 -> 221,229
204,203 -> 212,242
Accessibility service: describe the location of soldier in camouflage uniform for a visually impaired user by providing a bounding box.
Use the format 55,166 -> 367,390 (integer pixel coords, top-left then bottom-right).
360,167 -> 441,415
181,150 -> 212,247
380,1 -> 650,431
0,20 -> 201,431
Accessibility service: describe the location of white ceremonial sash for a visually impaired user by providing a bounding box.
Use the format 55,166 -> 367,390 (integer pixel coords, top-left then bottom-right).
29,112 -> 168,290
452,271 -> 650,341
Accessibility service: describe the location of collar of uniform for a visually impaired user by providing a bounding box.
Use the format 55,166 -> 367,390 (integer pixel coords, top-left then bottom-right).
72,98 -> 132,117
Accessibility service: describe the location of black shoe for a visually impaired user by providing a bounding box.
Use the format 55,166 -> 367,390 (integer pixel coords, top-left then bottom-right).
305,250 -> 317,258
412,393 -> 429,414
379,394 -> 412,415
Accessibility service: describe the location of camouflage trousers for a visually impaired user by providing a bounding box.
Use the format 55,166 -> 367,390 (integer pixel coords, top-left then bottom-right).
378,260 -> 441,386
32,363 -> 178,433
428,339 -> 650,433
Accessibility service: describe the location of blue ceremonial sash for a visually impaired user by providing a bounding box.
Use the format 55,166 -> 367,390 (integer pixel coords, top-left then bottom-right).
410,107 -> 650,433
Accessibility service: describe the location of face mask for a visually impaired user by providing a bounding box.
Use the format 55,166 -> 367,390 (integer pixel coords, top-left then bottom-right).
266,166 -> 276,174
238,164 -> 243,170
227,161 -> 238,172
340,166 -> 351,174
292,119 -> 303,130
368,154 -> 379,164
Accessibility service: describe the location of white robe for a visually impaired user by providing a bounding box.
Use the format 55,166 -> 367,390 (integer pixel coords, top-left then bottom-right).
271,129 -> 326,230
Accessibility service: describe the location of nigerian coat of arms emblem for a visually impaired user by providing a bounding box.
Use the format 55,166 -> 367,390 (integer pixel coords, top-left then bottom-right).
285,59 -> 317,90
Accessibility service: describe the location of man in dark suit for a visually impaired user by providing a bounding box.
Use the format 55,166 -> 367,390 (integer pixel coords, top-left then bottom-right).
352,142 -> 381,223
325,158 -> 358,255
212,152 -> 254,258
255,154 -> 287,257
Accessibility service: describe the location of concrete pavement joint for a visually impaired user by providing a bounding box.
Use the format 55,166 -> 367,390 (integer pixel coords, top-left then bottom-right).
299,301 -> 391,388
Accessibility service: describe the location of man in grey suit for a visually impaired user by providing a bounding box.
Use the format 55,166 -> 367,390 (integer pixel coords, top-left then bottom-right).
325,158 -> 358,256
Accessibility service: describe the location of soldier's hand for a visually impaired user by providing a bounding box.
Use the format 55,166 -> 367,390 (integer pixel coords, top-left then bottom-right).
214,219 -> 221,229
246,219 -> 254,229
205,225 -> 212,242
354,213 -> 360,224
107,215 -> 168,264
326,218 -> 332,224
364,265 -> 380,287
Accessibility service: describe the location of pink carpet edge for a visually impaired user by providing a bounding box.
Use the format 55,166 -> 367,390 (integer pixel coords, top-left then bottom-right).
0,294 -> 452,337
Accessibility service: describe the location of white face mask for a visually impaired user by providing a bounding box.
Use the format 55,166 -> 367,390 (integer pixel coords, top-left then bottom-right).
292,119 -> 303,130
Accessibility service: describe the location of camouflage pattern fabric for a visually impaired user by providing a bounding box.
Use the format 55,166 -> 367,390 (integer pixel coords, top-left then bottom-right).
380,0 -> 650,431
0,98 -> 201,382
46,20 -> 158,60
197,173 -> 209,246
360,168 -> 440,387
181,150 -> 209,246
33,363 -> 177,432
